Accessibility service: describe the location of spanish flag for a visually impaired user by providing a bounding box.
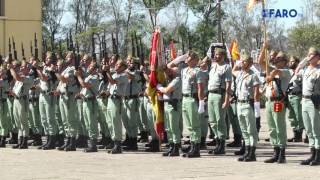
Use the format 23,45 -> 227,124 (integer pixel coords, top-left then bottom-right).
247,0 -> 265,11
229,40 -> 240,61
147,29 -> 166,140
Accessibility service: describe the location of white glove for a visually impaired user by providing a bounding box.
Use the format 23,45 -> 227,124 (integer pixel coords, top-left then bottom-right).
254,102 -> 260,118
198,100 -> 205,113
156,84 -> 163,90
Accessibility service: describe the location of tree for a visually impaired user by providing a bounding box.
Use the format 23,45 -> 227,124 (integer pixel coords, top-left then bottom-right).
141,0 -> 173,29
42,0 -> 65,51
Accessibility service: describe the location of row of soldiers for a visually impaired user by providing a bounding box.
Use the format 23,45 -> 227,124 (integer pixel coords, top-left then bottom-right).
0,44 -> 320,166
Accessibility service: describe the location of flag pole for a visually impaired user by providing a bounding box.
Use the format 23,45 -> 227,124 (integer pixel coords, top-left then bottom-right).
262,0 -> 268,75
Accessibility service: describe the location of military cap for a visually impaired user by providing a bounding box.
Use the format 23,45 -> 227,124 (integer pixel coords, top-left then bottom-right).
132,57 -> 140,64
215,48 -> 226,55
275,51 -> 288,62
308,47 -> 320,56
241,53 -> 252,62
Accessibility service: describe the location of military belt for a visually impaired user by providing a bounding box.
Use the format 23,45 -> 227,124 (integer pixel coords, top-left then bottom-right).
209,89 -> 225,95
237,99 -> 253,104
124,95 -> 139,99
82,97 -> 96,102
289,91 -> 302,96
302,95 -> 311,99
60,92 -> 74,96
269,96 -> 282,101
182,93 -> 197,98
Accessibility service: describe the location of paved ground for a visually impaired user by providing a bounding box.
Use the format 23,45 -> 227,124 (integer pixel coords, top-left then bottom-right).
1,110 -> 320,180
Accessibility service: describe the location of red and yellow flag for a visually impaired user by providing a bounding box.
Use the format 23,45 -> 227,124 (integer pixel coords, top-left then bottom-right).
170,40 -> 177,61
147,29 -> 166,140
247,0 -> 265,11
229,40 -> 240,61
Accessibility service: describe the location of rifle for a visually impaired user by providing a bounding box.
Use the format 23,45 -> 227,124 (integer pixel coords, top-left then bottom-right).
59,40 -> 62,58
30,41 -> 34,57
99,35 -> 102,60
8,38 -> 13,61
21,43 -> 25,60
34,33 -> 39,60
139,37 -> 144,65
75,41 -> 80,70
66,34 -> 70,51
91,33 -> 96,60
135,32 -> 140,59
131,33 -> 136,57
69,30 -> 74,53
111,33 -> 118,56
42,37 -> 47,61
103,30 -> 108,59
12,37 -> 17,60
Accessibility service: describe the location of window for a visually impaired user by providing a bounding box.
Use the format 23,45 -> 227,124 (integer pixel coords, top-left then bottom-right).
0,0 -> 4,16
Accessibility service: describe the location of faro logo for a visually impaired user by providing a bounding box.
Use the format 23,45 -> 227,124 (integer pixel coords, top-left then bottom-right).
262,9 -> 300,18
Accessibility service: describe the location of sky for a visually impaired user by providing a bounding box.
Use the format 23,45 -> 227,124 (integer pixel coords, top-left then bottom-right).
61,0 -> 307,29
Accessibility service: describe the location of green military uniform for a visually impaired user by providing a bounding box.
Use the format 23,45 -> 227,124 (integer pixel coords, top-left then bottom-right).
181,66 -> 204,157
107,72 -> 128,153
300,65 -> 320,165
121,70 -> 141,150
96,74 -> 112,148
28,77 -> 42,145
264,67 -> 291,163
235,69 -> 260,161
57,65 -> 78,151
137,73 -> 149,143
287,70 -> 304,141
145,94 -> 157,140
0,78 -> 10,147
207,61 -> 232,154
162,76 -> 182,156
199,69 -> 209,147
12,74 -> 33,148
38,65 -> 59,149
80,73 -> 99,152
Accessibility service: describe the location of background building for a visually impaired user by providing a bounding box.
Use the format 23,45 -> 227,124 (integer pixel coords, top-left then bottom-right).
0,0 -> 42,60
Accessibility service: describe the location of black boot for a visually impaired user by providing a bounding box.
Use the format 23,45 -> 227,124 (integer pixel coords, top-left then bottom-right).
182,143 -> 194,157
187,143 -> 200,158
256,117 -> 261,133
138,131 -> 149,143
310,149 -> 320,166
0,136 -> 6,148
208,138 -> 220,154
32,134 -> 43,146
84,138 -> 98,153
76,135 -> 88,148
301,148 -> 316,165
304,135 -> 309,143
55,134 -> 65,147
105,137 -> 114,149
206,139 -> 216,146
19,136 -> 28,149
235,141 -> 246,155
264,147 -> 280,163
123,137 -> 138,151
277,148 -> 286,163
295,130 -> 303,142
163,143 -> 174,156
97,134 -> 106,145
43,135 -> 57,150
145,139 -> 160,152
57,137 -> 70,151
38,135 -> 49,149
65,137 -> 76,151
227,134 -> 242,147
7,132 -> 18,144
122,134 -> 130,146
200,137 -> 207,150
108,141 -> 122,154
238,146 -> 250,161
12,136 -> 23,149
244,146 -> 256,162
169,143 -> 180,157
214,139 -> 225,155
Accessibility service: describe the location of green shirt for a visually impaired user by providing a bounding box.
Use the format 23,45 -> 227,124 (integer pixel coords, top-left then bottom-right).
108,72 -> 128,96
124,70 -> 141,96
235,69 -> 260,100
181,67 -> 203,94
163,76 -> 182,100
208,62 -> 232,91
13,76 -> 33,97
265,68 -> 291,98
301,65 -> 320,96
80,74 -> 99,98
0,79 -> 9,99
57,66 -> 78,93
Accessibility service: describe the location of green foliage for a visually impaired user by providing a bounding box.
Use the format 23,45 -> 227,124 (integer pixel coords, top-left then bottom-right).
288,24 -> 320,57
